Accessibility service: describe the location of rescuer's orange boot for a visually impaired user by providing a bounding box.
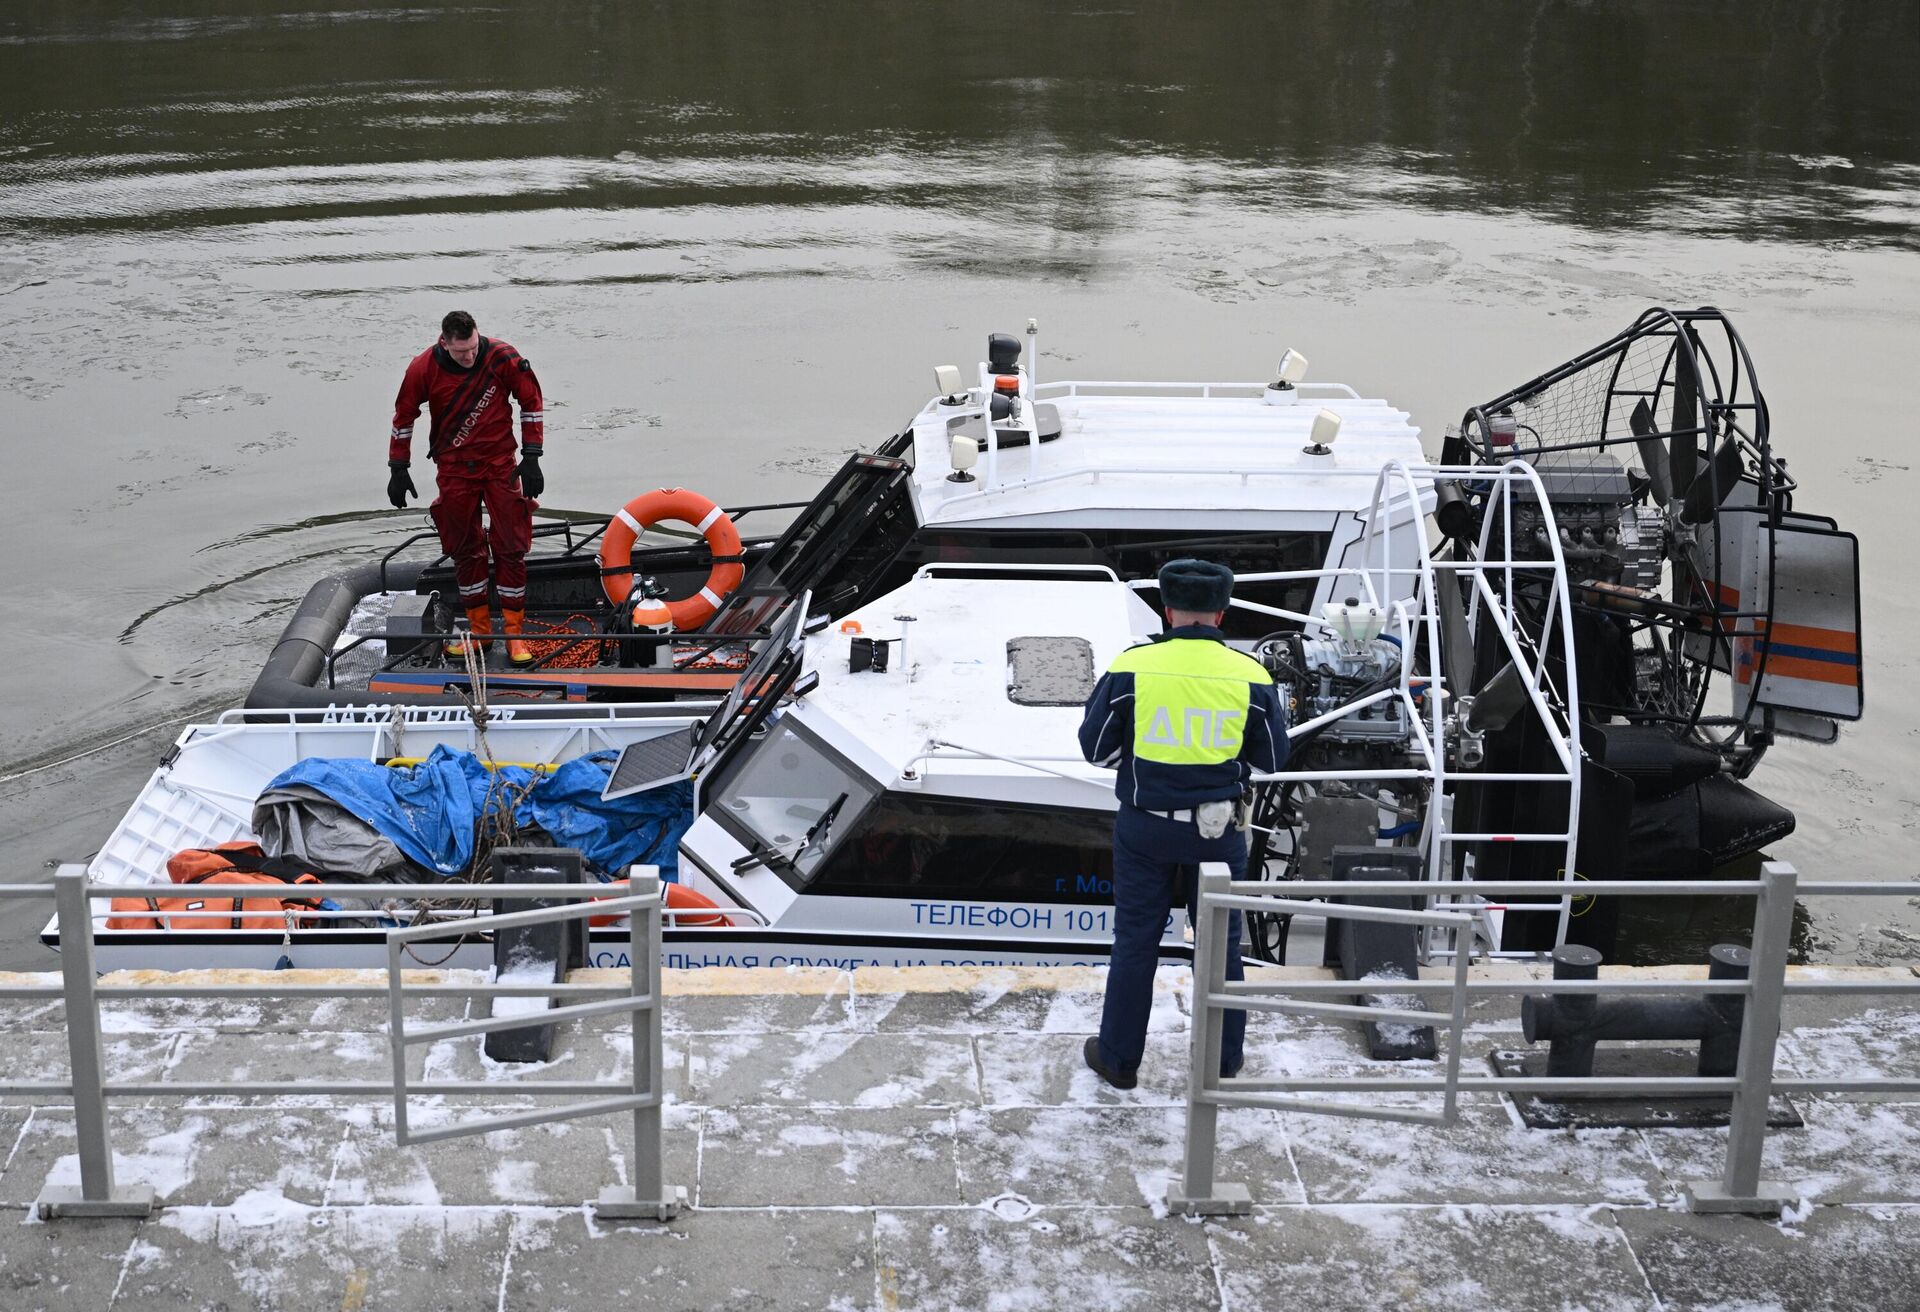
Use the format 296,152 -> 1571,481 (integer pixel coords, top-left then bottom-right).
502,609 -> 535,667
446,605 -> 493,660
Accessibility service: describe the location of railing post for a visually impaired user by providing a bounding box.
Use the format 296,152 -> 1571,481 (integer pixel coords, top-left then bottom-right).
594,867 -> 685,1222
1684,861 -> 1803,1215
1169,865 -> 1251,1216
35,866 -> 154,1219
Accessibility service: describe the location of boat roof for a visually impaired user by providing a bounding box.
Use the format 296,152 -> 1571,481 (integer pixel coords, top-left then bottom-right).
907,381 -> 1427,530
791,571 -> 1156,802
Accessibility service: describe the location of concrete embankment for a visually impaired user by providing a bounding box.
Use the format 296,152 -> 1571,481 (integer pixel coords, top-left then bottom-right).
1,962 -> 1916,1310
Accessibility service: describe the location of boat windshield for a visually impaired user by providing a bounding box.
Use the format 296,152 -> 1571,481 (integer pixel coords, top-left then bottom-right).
708,718 -> 878,882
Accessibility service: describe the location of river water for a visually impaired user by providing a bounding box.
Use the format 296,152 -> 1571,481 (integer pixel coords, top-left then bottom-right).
1,1 -> 1917,964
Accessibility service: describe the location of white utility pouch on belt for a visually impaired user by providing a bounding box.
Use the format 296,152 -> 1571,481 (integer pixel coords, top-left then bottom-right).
1195,798 -> 1235,840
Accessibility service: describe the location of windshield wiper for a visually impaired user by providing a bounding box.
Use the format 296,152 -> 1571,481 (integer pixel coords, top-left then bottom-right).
730,835 -> 788,875
795,792 -> 849,864
730,792 -> 849,877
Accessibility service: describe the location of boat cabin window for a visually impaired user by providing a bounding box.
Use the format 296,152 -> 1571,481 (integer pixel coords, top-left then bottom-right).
707,719 -> 878,882
799,795 -> 1116,904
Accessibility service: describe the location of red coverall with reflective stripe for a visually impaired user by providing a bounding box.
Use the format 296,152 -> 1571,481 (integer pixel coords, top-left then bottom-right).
389,338 -> 545,608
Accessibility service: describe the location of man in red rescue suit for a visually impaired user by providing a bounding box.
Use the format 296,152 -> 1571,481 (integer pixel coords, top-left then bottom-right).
386,310 -> 545,665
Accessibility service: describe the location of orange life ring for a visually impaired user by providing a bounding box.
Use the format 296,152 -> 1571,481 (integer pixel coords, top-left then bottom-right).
589,880 -> 732,928
599,488 -> 744,631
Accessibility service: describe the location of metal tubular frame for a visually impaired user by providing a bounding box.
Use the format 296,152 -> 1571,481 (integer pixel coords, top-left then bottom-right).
1449,306 -> 1801,774
20,865 -> 682,1222
907,461 -> 1584,956
1174,862 -> 1920,1218
1232,460 -> 1583,956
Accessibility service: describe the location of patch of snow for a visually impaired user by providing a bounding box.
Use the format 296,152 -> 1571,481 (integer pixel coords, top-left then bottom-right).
1779,1007 -> 1920,1083
1288,1107 -> 1662,1205
491,959 -> 558,1020
366,1160 -> 444,1207
985,1192 -> 1036,1221
777,1123 -> 843,1150
490,1158 -> 540,1201
153,1205 -> 221,1243
1134,1169 -> 1171,1218
1357,966 -> 1425,1049
332,1030 -> 386,1064
114,1236 -> 169,1296
1640,1100 -> 1920,1203
230,1186 -> 311,1228
44,1120 -> 202,1203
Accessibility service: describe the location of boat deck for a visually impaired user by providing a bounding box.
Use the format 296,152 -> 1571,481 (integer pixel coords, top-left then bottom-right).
1,962 -> 1915,1310
910,383 -> 1429,528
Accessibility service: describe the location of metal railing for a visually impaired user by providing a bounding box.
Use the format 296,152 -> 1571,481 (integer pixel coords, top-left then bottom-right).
2,866 -> 683,1222
1172,872 -> 1474,1216
1175,861 -> 1920,1217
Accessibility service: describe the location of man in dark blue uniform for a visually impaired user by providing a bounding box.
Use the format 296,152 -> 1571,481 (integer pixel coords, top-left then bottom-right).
1078,559 -> 1290,1088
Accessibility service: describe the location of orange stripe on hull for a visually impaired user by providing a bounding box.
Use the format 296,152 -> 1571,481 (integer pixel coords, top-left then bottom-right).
1745,653 -> 1859,686
1764,621 -> 1858,656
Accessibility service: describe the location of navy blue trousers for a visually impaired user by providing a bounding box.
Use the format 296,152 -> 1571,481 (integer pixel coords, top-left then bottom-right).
1096,803 -> 1247,1077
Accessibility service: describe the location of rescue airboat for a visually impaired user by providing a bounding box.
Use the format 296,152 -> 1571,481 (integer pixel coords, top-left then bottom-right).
56,308 -> 1863,973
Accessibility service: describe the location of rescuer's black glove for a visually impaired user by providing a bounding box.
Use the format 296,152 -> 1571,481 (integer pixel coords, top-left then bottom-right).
387,461 -> 417,509
517,452 -> 544,500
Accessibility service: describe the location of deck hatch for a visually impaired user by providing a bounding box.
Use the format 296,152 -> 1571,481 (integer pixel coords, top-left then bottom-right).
1006,635 -> 1096,707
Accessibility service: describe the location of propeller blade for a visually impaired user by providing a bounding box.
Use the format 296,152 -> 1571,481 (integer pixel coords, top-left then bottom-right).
1629,399 -> 1673,507
1465,661 -> 1529,734
1669,336 -> 1700,501
1681,436 -> 1745,525
1431,559 -> 1475,701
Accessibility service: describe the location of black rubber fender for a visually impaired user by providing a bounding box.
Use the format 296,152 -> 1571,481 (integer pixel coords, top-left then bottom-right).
245,559 -> 439,709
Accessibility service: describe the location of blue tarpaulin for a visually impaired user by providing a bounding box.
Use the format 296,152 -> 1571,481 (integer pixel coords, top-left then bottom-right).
260,745 -> 693,880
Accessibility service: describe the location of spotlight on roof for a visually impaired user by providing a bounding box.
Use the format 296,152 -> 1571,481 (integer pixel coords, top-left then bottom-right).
947,433 -> 979,483
1265,349 -> 1309,404
1303,407 -> 1342,457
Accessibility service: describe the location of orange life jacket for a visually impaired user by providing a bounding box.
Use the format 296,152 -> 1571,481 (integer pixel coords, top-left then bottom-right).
106,841 -> 325,932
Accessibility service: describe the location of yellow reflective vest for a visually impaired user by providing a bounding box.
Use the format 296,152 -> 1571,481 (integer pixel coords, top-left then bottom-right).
1078,626 -> 1289,809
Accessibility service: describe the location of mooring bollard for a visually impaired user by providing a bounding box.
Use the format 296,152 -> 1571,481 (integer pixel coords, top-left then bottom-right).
1523,942 -> 1750,1077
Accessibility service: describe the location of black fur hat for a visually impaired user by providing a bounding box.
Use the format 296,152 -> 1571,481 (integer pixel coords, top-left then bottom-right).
1158,558 -> 1234,613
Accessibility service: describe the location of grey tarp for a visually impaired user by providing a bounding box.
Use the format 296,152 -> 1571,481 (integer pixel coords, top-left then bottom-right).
252,782 -> 414,879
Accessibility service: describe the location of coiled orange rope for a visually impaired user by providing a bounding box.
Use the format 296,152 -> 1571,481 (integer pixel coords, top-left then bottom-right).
518,613 -> 610,668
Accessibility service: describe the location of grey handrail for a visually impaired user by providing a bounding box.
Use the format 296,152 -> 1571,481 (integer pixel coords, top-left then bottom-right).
19,865 -> 684,1222
1173,861 -> 1918,1219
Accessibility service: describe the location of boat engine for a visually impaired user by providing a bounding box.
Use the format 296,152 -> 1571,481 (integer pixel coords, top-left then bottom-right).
1256,598 -> 1414,770
1243,599 -> 1429,967
1501,449 -> 1667,592
1434,305 -> 1866,953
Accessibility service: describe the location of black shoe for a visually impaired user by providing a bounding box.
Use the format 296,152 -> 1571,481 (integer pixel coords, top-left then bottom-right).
1083,1036 -> 1137,1090
1220,1057 -> 1244,1079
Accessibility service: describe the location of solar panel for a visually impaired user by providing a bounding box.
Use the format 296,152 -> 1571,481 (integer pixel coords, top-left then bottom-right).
601,725 -> 699,801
